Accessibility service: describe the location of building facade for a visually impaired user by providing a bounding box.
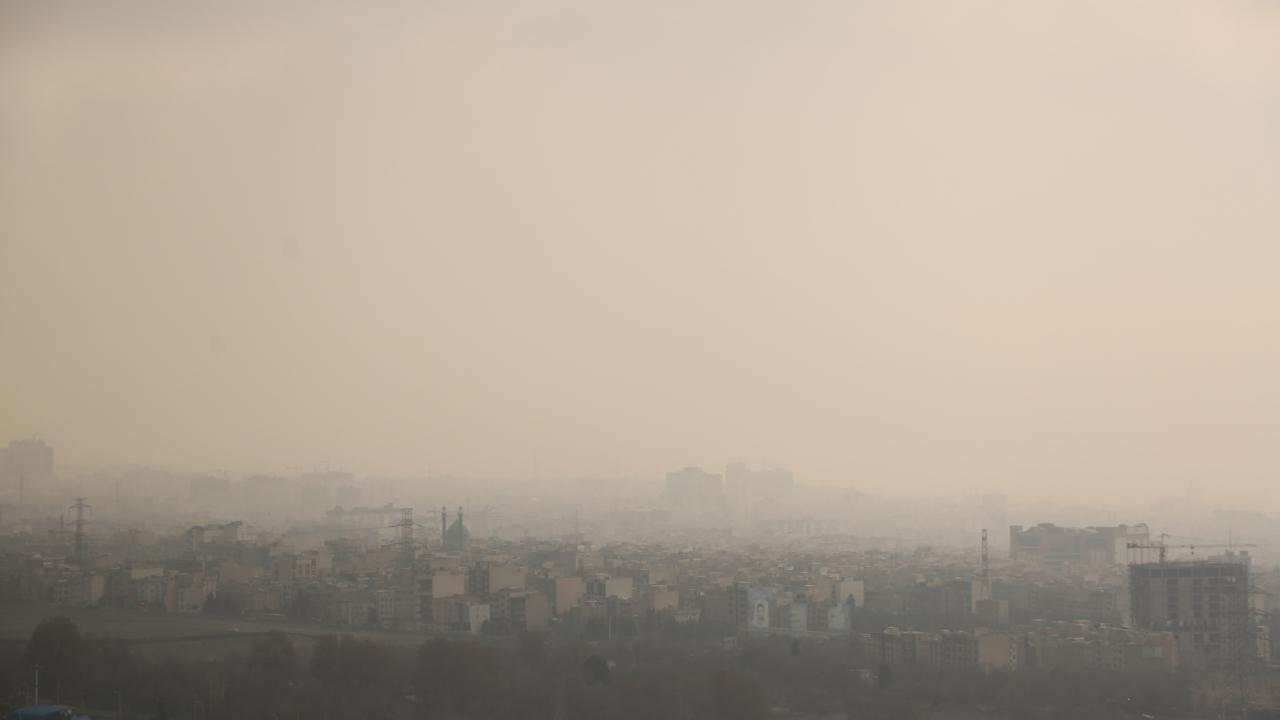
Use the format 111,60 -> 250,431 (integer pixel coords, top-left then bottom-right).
1130,557 -> 1253,669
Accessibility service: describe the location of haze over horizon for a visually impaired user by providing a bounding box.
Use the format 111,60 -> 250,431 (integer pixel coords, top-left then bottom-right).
4,1 -> 1280,508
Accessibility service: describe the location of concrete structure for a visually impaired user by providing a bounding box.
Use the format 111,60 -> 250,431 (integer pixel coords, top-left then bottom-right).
977,597 -> 1010,626
649,586 -> 679,613
466,602 -> 491,634
554,576 -> 586,614
834,578 -> 865,607
826,600 -> 854,633
272,549 -> 333,582
187,521 -> 243,547
189,475 -> 231,505
787,602 -> 809,632
1,438 -> 54,486
725,463 -> 792,507
432,570 -> 467,598
174,573 -> 218,613
496,589 -> 550,631
747,586 -> 774,630
490,565 -> 525,593
51,571 -> 105,608
664,466 -> 723,510
941,578 -> 991,618
939,630 -> 978,668
471,563 -> 524,596
1130,556 -> 1254,669
1026,621 -> 1178,673
878,627 -> 940,667
1010,523 -> 1149,573
976,630 -> 1018,671
375,588 -> 396,624
604,576 -> 633,600
334,484 -> 362,508
325,504 -> 402,529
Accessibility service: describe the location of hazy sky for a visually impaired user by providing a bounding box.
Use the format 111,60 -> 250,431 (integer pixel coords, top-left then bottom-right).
3,1 -> 1279,504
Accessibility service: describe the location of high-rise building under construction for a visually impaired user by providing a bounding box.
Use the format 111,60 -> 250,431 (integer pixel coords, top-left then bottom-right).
1129,553 -> 1255,669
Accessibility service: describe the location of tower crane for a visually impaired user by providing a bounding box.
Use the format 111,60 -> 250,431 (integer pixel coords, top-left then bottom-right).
1126,539 -> 1256,563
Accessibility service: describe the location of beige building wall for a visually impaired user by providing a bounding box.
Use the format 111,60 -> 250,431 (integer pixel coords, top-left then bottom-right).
523,591 -> 551,630
433,570 -> 467,598
605,576 -> 633,600
467,602 -> 491,634
555,576 -> 586,615
489,565 -> 526,593
977,630 -> 1016,671
650,587 -> 679,613
835,578 -> 865,607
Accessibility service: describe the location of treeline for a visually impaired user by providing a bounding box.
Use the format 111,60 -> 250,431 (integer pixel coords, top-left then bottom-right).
850,665 -> 1196,720
0,616 -> 1196,719
0,617 -> 774,720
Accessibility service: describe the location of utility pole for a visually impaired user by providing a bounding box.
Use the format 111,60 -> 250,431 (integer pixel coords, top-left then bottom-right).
981,528 -> 992,599
33,664 -> 39,705
981,529 -> 990,580
70,497 -> 90,564
395,507 -> 415,568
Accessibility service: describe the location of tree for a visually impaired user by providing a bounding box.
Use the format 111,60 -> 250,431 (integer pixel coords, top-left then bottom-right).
563,677 -> 616,720
248,631 -> 296,685
517,632 -> 546,668
242,630 -> 298,717
582,618 -> 609,641
79,634 -> 134,711
709,671 -> 770,720
582,655 -> 611,686
415,637 -> 498,719
310,634 -> 340,687
25,617 -> 83,699
619,676 -> 669,720
311,634 -> 395,720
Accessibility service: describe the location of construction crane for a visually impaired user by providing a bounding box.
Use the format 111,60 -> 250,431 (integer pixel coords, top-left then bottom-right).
1126,539 -> 1256,563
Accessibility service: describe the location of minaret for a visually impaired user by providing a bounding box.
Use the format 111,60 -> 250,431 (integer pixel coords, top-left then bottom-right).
441,505 -> 448,547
